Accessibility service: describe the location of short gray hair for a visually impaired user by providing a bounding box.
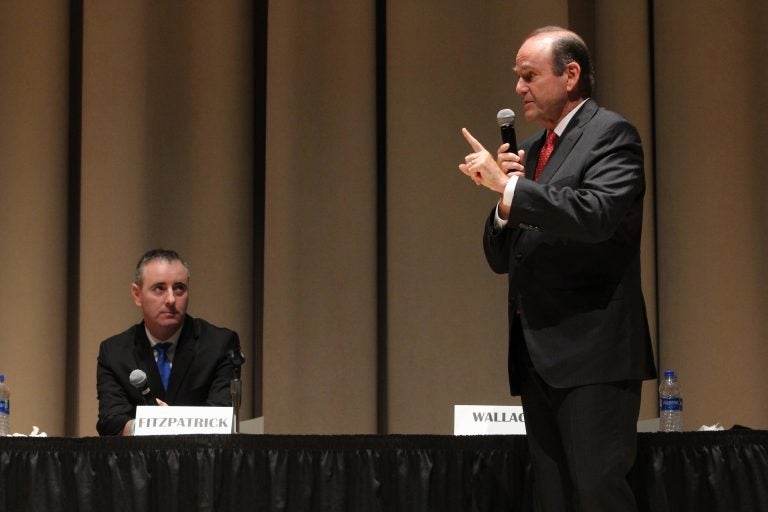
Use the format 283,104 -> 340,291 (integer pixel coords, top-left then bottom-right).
134,248 -> 190,286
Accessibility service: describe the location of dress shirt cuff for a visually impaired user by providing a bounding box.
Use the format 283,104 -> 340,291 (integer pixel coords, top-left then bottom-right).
494,175 -> 519,229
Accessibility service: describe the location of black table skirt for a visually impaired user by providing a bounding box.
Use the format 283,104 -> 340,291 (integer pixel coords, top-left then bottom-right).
1,431 -> 766,512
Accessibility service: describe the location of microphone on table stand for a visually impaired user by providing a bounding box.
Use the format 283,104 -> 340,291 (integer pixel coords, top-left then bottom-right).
228,348 -> 245,433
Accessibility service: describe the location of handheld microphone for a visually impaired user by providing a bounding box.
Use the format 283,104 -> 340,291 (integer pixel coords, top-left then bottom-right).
129,369 -> 155,406
496,108 -> 518,153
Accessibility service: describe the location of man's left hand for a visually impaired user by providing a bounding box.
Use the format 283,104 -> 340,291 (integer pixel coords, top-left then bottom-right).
459,128 -> 519,193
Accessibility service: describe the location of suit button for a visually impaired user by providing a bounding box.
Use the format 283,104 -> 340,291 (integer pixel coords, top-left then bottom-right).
515,253 -> 523,262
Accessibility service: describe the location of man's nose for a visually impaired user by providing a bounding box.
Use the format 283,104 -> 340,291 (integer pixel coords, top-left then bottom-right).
515,78 -> 526,96
164,289 -> 176,304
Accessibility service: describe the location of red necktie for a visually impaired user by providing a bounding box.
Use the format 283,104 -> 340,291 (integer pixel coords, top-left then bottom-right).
533,130 -> 557,181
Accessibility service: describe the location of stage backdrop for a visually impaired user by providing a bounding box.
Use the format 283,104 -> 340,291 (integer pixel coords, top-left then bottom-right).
0,0 -> 766,436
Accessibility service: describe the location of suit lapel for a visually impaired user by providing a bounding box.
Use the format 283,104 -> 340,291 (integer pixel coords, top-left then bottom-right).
536,129 -> 582,183
526,136 -> 545,180
536,99 -> 599,184
166,316 -> 196,403
132,325 -> 166,401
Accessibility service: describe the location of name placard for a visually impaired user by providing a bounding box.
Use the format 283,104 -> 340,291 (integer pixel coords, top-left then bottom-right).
134,406 -> 233,436
454,405 -> 526,435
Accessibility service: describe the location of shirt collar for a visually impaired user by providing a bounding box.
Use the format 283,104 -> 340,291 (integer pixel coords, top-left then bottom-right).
145,325 -> 182,348
553,98 -> 589,137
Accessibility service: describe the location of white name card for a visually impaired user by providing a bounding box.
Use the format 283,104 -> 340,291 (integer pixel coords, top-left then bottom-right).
454,405 -> 527,435
134,406 -> 233,436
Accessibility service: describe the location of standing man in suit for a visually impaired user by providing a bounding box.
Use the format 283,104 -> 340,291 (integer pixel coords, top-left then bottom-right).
458,27 -> 657,511
96,249 -> 240,436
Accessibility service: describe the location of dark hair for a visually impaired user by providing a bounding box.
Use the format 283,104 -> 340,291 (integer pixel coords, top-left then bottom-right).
530,26 -> 594,98
134,248 -> 190,285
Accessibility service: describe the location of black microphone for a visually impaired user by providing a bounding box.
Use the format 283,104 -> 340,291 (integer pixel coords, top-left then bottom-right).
129,369 -> 156,406
496,108 -> 518,153
227,348 -> 245,379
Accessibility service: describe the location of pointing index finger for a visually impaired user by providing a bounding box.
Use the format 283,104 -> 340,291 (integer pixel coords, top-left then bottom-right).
462,128 -> 486,152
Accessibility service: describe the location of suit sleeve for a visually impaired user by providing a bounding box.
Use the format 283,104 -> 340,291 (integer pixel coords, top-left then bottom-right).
509,119 -> 644,242
483,206 -> 514,274
204,330 -> 240,406
96,343 -> 135,436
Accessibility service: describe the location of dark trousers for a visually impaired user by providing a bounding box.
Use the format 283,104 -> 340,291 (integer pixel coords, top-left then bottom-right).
512,319 -> 642,512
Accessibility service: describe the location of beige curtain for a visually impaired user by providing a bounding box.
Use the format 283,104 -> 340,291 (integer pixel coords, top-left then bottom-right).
653,0 -> 768,429
0,2 -> 71,435
1,1 -> 257,436
1,0 -> 766,436
263,0 -> 379,433
266,0 -> 768,432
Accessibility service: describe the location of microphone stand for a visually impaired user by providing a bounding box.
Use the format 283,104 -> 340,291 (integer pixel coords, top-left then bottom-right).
228,349 -> 245,434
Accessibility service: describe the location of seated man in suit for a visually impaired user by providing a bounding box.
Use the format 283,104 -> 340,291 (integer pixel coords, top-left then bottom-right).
96,248 -> 240,436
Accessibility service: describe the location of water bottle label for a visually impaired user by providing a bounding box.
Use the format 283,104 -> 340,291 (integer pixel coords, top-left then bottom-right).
0,399 -> 8,414
660,397 -> 682,412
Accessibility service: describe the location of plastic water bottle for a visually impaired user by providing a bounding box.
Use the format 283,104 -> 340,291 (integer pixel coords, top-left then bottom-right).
659,369 -> 683,432
0,374 -> 9,436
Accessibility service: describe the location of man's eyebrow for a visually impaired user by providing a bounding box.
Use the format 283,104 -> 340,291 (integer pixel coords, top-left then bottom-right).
515,63 -> 533,75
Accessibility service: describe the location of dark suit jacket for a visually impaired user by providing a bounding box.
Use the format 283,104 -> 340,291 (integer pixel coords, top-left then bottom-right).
96,315 -> 239,436
483,99 -> 657,395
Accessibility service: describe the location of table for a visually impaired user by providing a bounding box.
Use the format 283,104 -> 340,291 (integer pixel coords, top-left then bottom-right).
1,430 -> 766,511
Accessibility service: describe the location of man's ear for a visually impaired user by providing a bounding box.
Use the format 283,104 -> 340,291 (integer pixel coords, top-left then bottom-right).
131,283 -> 142,307
565,61 -> 581,93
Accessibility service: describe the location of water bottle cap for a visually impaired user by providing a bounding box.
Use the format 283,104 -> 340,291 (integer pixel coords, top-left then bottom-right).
0,375 -> 4,382
663,370 -> 676,378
